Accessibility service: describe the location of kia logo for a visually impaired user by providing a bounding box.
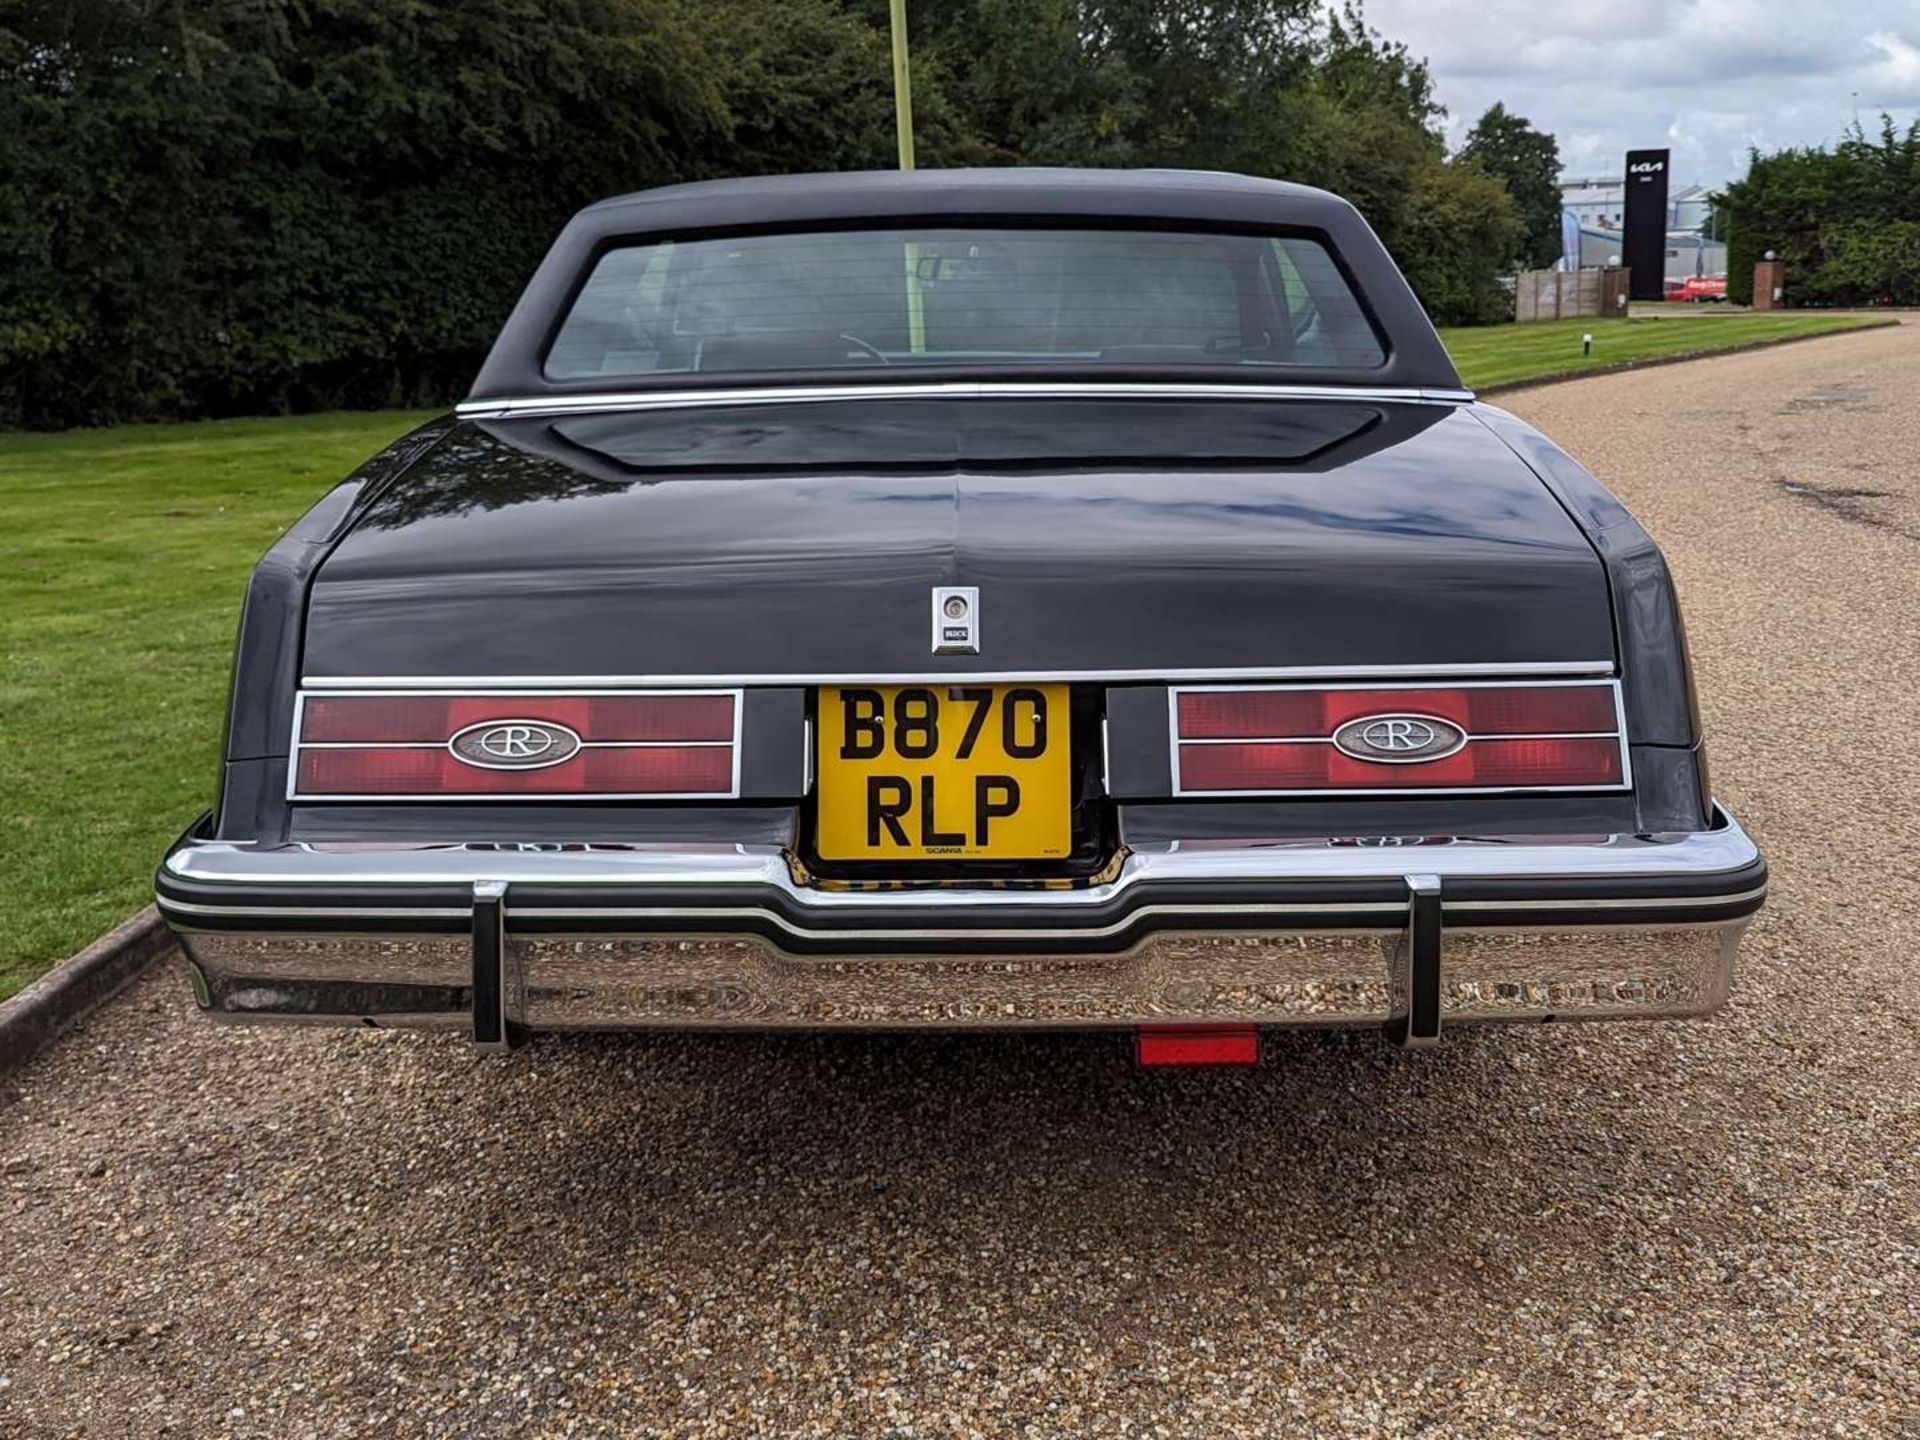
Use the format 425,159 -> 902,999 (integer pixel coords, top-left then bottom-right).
448,719 -> 582,770
1331,713 -> 1467,764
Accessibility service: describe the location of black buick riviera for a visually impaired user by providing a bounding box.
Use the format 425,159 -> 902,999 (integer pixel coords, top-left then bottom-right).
156,169 -> 1766,1061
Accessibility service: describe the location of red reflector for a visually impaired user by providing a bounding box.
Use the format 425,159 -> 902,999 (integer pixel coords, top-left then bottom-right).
1176,684 -> 1618,739
299,693 -> 735,744
1137,1026 -> 1260,1067
295,744 -> 733,796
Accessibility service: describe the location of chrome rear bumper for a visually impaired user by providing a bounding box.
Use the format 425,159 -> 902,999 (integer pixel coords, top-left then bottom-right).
157,808 -> 1765,1046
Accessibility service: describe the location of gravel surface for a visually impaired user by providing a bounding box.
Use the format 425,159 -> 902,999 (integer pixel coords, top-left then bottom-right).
4,328 -> 1918,1437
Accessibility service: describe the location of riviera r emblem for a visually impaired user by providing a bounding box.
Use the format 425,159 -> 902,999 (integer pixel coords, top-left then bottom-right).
931,585 -> 980,655
1331,713 -> 1467,764
449,719 -> 583,770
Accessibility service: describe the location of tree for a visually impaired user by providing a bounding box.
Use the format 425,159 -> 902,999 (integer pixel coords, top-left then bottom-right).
1457,103 -> 1562,269
1394,157 -> 1523,324
1719,117 -> 1920,305
0,0 -> 1529,427
899,1 -> 1515,324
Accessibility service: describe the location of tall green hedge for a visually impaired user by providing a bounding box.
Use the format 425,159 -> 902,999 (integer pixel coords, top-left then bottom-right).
1719,119 -> 1920,308
1,0 -> 1517,429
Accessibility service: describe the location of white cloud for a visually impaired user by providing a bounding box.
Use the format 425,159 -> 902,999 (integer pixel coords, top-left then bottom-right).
1355,0 -> 1920,188
1864,30 -> 1920,99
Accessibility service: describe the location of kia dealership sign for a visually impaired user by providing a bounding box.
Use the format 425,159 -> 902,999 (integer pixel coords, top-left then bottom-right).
1623,148 -> 1670,302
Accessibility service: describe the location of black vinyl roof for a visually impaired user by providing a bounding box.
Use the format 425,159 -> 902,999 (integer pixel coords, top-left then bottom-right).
467,168 -> 1463,400
580,167 -> 1344,224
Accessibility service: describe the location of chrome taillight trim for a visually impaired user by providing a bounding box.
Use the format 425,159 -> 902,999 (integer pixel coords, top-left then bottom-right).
287,688 -> 745,802
1166,678 -> 1633,797
300,660 -> 1616,689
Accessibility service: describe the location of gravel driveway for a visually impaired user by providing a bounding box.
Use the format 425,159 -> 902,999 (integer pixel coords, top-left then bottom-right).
4,328 -> 1917,1438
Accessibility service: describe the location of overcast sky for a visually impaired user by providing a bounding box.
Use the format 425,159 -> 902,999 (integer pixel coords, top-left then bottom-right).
1360,0 -> 1920,189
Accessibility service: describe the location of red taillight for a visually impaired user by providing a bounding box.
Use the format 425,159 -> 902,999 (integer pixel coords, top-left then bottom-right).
1176,684 -> 1618,738
294,744 -> 733,797
1172,682 -> 1626,795
300,695 -> 453,744
292,691 -> 738,799
1177,736 -> 1623,792
301,694 -> 735,744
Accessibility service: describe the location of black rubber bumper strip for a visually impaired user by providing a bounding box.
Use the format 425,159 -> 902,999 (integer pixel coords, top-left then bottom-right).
155,857 -> 1767,957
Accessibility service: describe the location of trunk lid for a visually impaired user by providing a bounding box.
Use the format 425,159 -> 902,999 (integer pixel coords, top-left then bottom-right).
302,397 -> 1614,680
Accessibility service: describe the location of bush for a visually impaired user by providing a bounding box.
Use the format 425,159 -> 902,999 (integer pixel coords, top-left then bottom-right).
1718,119 -> 1920,308
0,0 -> 740,428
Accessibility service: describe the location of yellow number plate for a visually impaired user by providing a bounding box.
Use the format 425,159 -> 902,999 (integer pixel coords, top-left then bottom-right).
816,685 -> 1072,861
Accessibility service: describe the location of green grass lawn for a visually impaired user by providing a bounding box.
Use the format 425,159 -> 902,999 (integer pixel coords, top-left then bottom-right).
0,310 -> 1899,998
1437,312 -> 1893,390
0,411 -> 434,999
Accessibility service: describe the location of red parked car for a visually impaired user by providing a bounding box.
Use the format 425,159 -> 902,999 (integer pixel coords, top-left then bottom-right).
1674,275 -> 1728,303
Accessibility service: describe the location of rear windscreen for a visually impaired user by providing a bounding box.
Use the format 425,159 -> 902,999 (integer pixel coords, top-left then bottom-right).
545,226 -> 1385,381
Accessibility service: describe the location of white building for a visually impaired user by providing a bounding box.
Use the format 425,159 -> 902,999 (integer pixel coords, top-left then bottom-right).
1573,225 -> 1727,281
1561,176 -> 1714,233
1561,176 -> 1723,280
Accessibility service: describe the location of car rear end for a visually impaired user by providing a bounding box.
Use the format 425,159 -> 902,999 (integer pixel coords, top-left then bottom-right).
157,656 -> 1762,1050
156,170 -> 1764,1055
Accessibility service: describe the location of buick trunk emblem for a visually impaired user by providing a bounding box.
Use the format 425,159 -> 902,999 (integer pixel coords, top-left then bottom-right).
931,585 -> 980,655
1332,713 -> 1467,764
449,719 -> 583,770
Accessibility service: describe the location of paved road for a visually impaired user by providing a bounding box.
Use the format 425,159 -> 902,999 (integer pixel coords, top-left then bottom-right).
5,329 -> 1918,1438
